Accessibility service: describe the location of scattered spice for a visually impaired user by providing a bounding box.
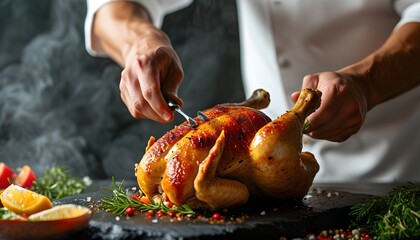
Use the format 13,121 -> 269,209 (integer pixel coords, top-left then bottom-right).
168,210 -> 176,218
99,177 -> 195,217
212,212 -> 221,220
280,228 -> 372,240
145,210 -> 154,218
156,210 -> 164,218
125,207 -> 135,217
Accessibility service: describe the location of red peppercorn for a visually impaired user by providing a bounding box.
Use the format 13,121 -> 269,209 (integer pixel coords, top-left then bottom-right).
131,194 -> 141,201
168,210 -> 176,217
156,210 -> 164,218
362,233 -> 370,239
212,212 -> 221,220
146,210 -> 154,218
165,201 -> 173,208
125,207 -> 135,217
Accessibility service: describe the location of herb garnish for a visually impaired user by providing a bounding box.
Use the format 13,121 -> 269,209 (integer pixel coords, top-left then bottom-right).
350,183 -> 420,239
31,166 -> 87,199
99,177 -> 195,216
0,208 -> 24,220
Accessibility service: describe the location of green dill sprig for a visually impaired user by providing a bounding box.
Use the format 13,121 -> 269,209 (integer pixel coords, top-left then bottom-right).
350,182 -> 420,239
31,166 -> 87,199
99,177 -> 195,216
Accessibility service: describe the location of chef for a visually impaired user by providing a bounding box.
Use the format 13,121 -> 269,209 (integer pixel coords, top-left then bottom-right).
85,0 -> 420,185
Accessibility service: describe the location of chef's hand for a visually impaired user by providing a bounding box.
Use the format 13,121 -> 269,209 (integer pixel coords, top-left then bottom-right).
291,23 -> 420,142
291,71 -> 368,142
92,1 -> 184,123
120,34 -> 184,123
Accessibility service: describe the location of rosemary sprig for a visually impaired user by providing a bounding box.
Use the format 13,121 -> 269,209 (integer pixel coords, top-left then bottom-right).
350,183 -> 420,240
31,166 -> 87,199
99,177 -> 195,216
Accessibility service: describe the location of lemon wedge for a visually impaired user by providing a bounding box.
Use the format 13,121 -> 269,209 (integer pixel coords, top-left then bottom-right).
1,184 -> 52,216
28,204 -> 91,221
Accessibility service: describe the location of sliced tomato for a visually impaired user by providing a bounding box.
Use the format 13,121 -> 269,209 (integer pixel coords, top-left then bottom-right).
14,165 -> 36,189
0,162 -> 15,189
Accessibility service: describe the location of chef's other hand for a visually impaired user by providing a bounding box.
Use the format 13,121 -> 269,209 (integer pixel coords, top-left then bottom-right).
291,72 -> 368,142
93,1 -> 184,123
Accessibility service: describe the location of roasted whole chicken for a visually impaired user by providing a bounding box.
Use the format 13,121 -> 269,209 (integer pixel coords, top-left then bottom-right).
135,88 -> 321,210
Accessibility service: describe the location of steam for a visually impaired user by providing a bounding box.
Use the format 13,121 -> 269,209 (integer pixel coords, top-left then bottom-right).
0,0 -> 242,179
0,0 -> 163,178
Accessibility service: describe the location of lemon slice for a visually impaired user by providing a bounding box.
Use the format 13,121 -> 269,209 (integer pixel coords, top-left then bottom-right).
28,204 -> 91,221
1,184 -> 52,216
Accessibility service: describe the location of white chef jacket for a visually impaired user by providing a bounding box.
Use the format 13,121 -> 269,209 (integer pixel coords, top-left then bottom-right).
84,0 -> 193,57
85,0 -> 420,184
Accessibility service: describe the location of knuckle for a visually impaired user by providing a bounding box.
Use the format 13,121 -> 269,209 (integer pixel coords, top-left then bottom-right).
302,74 -> 318,88
142,86 -> 158,101
155,46 -> 172,57
129,101 -> 146,119
120,69 -> 137,85
303,74 -> 313,79
136,54 -> 152,67
303,74 -> 315,82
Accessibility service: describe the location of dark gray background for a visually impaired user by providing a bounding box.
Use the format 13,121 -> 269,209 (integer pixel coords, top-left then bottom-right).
0,0 -> 244,179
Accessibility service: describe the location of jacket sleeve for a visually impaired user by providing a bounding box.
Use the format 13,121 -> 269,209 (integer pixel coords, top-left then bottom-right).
394,0 -> 420,30
84,0 -> 192,57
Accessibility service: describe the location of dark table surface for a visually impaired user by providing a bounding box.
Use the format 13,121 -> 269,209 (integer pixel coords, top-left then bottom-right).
49,179 -> 412,240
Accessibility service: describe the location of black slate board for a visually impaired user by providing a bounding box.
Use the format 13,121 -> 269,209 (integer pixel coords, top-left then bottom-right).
53,180 -> 371,240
